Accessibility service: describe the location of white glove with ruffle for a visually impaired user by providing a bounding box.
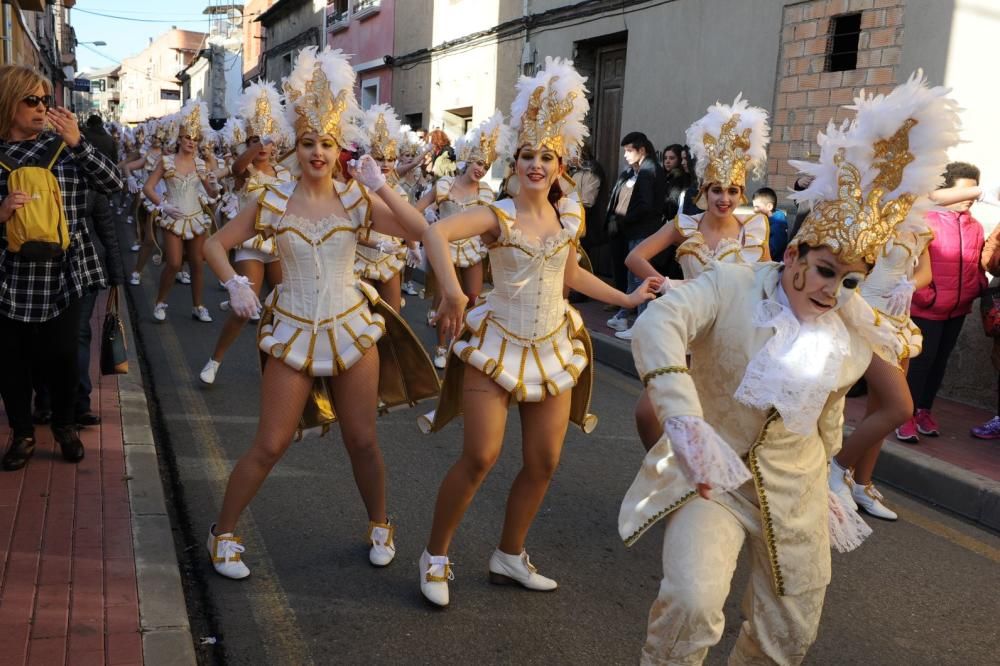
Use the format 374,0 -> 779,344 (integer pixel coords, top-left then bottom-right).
663,416 -> 752,493
349,154 -> 386,191
978,180 -> 1000,207
224,274 -> 261,319
423,206 -> 439,224
885,277 -> 915,317
126,175 -> 140,194
158,201 -> 183,219
406,245 -> 424,268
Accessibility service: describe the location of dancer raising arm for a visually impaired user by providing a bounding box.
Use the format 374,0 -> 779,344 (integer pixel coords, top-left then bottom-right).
416,58 -> 659,607
200,47 -> 438,580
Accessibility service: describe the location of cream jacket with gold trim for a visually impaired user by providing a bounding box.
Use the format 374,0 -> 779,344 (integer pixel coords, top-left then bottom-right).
619,262 -> 877,596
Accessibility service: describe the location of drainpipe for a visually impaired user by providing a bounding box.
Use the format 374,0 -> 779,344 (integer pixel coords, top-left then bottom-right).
321,0 -> 327,50
2,2 -> 13,65
520,0 -> 534,75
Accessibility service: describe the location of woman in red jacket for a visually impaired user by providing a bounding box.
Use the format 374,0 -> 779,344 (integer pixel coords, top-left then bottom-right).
897,162 -> 989,442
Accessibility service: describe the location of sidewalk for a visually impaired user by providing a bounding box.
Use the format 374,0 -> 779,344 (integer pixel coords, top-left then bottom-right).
574,297 -> 1000,531
0,294 -> 195,666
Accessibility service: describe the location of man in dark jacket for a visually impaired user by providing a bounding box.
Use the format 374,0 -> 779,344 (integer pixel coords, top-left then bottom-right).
83,115 -> 118,164
605,131 -> 667,334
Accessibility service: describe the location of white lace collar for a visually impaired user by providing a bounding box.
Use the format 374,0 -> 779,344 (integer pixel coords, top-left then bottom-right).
733,282 -> 851,435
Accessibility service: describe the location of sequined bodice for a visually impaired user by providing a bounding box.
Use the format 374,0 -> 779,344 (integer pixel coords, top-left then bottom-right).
675,212 -> 768,279
162,155 -> 205,216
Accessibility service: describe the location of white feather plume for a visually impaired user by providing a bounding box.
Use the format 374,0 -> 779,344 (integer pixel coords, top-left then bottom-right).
359,103 -> 403,156
236,81 -> 295,148
686,93 -> 770,182
219,117 -> 248,150
282,46 -> 365,148
510,56 -> 589,157
398,124 -> 427,157
790,70 -> 962,233
455,110 -> 515,165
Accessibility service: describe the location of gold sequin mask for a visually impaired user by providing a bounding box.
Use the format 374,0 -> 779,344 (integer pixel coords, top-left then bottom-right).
794,119 -> 918,266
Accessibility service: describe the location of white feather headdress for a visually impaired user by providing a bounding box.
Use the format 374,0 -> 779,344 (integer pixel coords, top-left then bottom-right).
219,117 -> 248,151
455,110 -> 514,167
282,46 -> 364,149
510,57 -> 589,158
359,103 -> 403,160
178,99 -> 212,143
686,94 -> 770,205
237,81 -> 294,150
791,70 -> 962,264
398,125 -> 426,158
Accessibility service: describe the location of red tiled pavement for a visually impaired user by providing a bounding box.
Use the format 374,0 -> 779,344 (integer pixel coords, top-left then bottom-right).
573,296 -> 1000,482
0,298 -> 143,666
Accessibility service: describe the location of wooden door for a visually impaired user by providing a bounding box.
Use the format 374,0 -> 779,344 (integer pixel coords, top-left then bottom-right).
593,45 -> 627,199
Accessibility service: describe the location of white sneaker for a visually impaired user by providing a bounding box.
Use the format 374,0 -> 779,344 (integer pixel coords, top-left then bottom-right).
419,549 -> 453,607
614,327 -> 634,341
129,272 -> 141,286
402,281 -> 420,296
488,549 -> 557,591
367,521 -> 396,567
192,305 -> 213,323
219,300 -> 231,311
852,482 -> 898,521
207,524 -> 250,579
152,302 -> 168,322
433,346 -> 448,369
176,271 -> 192,285
828,458 -> 857,511
152,253 -> 162,266
130,243 -> 140,252
200,359 -> 221,385
126,216 -> 134,225
606,313 -> 629,332
426,309 -> 436,327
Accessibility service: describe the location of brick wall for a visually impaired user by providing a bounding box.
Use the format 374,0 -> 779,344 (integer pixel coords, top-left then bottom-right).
768,0 -> 904,199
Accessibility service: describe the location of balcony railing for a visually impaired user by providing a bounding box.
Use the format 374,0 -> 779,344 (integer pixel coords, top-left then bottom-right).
353,0 -> 380,16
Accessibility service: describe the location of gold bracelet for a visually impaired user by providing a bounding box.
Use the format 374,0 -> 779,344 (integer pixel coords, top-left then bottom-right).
641,366 -> 689,386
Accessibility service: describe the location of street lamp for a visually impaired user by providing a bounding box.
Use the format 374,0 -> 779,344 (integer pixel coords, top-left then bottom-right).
77,41 -> 107,47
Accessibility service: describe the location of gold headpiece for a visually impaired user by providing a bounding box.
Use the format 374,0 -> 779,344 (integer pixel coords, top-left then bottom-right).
179,101 -> 208,142
281,47 -> 361,148
456,111 -> 512,166
237,81 -> 293,149
510,57 -> 589,158
686,94 -> 769,207
370,114 -> 398,161
791,71 -> 961,266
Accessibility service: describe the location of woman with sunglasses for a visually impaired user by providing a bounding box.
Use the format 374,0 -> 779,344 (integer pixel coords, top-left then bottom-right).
0,65 -> 123,471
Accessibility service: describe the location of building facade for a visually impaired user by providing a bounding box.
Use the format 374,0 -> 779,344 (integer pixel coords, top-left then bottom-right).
119,29 -> 207,124
0,0 -> 73,105
255,0 -> 325,82
388,0 -> 1000,410
325,0 -> 395,109
74,65 -> 121,122
243,0 -> 278,84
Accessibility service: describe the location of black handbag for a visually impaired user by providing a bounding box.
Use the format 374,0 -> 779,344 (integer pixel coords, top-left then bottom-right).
100,287 -> 129,375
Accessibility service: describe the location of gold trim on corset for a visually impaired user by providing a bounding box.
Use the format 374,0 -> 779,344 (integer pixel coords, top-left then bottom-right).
746,408 -> 785,596
272,296 -> 366,328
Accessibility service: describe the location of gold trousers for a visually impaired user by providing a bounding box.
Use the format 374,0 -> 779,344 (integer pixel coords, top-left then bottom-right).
641,493 -> 826,666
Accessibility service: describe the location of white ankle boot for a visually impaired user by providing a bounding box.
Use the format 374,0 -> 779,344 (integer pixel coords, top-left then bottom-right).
207,524 -> 250,579
852,481 -> 898,521
828,458 -> 857,511
419,549 -> 453,607
367,521 -> 396,566
488,549 -> 557,591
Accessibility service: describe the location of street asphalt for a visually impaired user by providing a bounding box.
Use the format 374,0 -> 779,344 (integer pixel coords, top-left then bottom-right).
122,250 -> 1000,666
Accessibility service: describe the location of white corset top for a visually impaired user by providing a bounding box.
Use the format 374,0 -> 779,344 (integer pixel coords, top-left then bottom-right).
484,198 -> 583,340
239,165 -> 292,209
674,212 -> 769,279
436,176 -> 494,219
162,155 -> 207,217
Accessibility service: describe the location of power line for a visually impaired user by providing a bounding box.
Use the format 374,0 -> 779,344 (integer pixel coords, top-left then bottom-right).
72,6 -> 214,24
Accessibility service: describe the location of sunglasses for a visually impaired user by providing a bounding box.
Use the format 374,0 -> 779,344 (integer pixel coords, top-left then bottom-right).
22,95 -> 53,108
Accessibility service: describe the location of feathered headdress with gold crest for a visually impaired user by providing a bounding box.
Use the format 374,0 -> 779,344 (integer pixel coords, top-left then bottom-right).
455,111 -> 514,168
237,81 -> 294,150
398,125 -> 426,159
178,99 -> 211,143
510,57 -> 589,158
790,71 -> 961,265
281,46 -> 364,149
219,117 -> 247,151
686,94 -> 770,207
359,103 -> 403,161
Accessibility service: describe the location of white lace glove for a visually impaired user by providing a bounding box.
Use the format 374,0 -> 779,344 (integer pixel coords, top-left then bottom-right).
406,245 -> 423,268
423,206 -> 439,224
126,175 -> 140,194
224,274 -> 261,319
978,181 -> 1000,207
158,201 -> 183,219
885,277 -> 916,317
375,238 -> 398,255
663,416 -> 752,493
349,154 -> 387,191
